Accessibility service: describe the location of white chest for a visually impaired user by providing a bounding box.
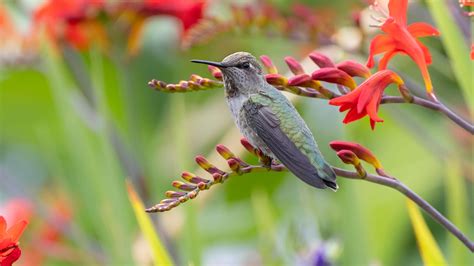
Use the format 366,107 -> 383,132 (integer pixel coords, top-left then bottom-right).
226,94 -> 248,125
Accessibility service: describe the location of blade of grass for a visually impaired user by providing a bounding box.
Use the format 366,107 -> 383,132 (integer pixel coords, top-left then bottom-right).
43,42 -> 135,263
127,180 -> 174,266
445,159 -> 470,265
407,200 -> 447,266
426,0 -> 473,113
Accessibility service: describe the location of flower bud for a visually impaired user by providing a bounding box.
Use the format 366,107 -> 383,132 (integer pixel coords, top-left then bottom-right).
212,173 -> 223,183
309,52 -> 335,68
329,141 -> 383,169
284,56 -> 305,75
227,158 -> 241,174
216,144 -> 236,160
181,171 -> 209,184
260,55 -> 278,74
312,68 -> 357,90
336,60 -> 371,78
336,150 -> 366,177
165,191 -> 186,198
287,74 -> 315,87
172,181 -> 196,191
208,65 -> 223,80
265,73 -> 288,86
195,156 -> 225,175
241,138 -> 257,156
160,198 -> 177,204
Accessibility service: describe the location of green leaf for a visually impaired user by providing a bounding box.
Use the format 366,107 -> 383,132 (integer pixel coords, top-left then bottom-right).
127,181 -> 174,266
426,0 -> 473,113
407,200 -> 447,266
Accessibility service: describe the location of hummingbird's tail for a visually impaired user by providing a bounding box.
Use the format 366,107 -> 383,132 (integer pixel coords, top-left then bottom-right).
322,179 -> 338,191
318,162 -> 338,191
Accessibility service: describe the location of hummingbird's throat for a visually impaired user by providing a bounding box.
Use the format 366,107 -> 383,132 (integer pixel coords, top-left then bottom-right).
222,76 -> 241,98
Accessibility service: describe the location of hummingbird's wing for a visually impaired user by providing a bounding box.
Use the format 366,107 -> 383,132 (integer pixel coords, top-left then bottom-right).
243,100 -> 335,189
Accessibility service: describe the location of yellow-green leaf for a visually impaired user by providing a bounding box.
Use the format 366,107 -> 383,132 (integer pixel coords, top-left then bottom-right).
407,200 -> 447,266
127,180 -> 174,266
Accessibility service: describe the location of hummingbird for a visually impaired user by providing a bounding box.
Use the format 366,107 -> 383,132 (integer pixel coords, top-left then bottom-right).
191,52 -> 338,190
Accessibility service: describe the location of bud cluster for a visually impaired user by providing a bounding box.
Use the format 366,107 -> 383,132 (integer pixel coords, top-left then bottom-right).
145,138 -> 285,212
146,139 -> 392,212
148,74 -> 223,93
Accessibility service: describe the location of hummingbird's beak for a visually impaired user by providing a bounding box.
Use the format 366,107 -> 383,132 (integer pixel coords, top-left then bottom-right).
190,59 -> 228,68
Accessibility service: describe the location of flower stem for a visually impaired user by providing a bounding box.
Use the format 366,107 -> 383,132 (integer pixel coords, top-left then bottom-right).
333,167 -> 474,252
381,95 -> 474,134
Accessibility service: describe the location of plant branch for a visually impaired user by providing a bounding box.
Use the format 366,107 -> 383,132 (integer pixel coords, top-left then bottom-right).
381,95 -> 474,134
332,167 -> 474,252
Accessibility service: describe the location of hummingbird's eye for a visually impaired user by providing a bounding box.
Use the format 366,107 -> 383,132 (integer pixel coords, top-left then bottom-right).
240,62 -> 250,69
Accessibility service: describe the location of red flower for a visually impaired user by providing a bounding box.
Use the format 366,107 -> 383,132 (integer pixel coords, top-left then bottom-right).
328,70 -> 403,129
34,0 -> 106,50
124,0 -> 206,55
143,0 -> 206,31
366,0 -> 439,97
0,216 -> 28,266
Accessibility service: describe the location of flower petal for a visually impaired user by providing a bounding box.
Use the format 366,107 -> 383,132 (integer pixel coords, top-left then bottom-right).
0,216 -> 6,237
5,220 -> 27,243
379,49 -> 400,70
388,0 -> 408,25
1,246 -> 22,265
343,107 -> 367,124
328,88 -> 362,105
365,92 -> 384,123
366,34 -> 396,68
415,40 -> 433,65
407,22 -> 440,38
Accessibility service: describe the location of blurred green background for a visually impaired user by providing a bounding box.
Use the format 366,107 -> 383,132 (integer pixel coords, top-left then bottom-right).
0,0 -> 472,265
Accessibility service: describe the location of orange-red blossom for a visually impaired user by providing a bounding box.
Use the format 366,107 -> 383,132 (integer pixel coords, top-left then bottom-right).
366,0 -> 439,97
0,216 -> 28,266
329,70 -> 404,130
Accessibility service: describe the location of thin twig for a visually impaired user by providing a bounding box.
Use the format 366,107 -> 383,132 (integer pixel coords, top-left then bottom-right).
333,167 -> 474,252
381,95 -> 474,134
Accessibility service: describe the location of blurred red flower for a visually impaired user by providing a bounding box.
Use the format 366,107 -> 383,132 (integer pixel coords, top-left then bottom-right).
366,0 -> 439,97
329,70 -> 403,129
0,216 -> 28,266
125,0 -> 206,55
33,0 -> 107,50
34,0 -> 206,54
470,44 -> 474,60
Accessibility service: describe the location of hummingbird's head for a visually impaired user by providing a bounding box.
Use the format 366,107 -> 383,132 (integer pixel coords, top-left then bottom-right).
191,52 -> 266,96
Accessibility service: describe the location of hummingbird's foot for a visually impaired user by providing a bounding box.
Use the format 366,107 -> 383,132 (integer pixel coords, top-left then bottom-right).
259,155 -> 273,170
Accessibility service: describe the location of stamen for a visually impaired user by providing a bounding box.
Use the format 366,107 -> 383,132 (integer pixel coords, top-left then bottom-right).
370,0 -> 389,19
370,14 -> 384,23
369,23 -> 382,28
